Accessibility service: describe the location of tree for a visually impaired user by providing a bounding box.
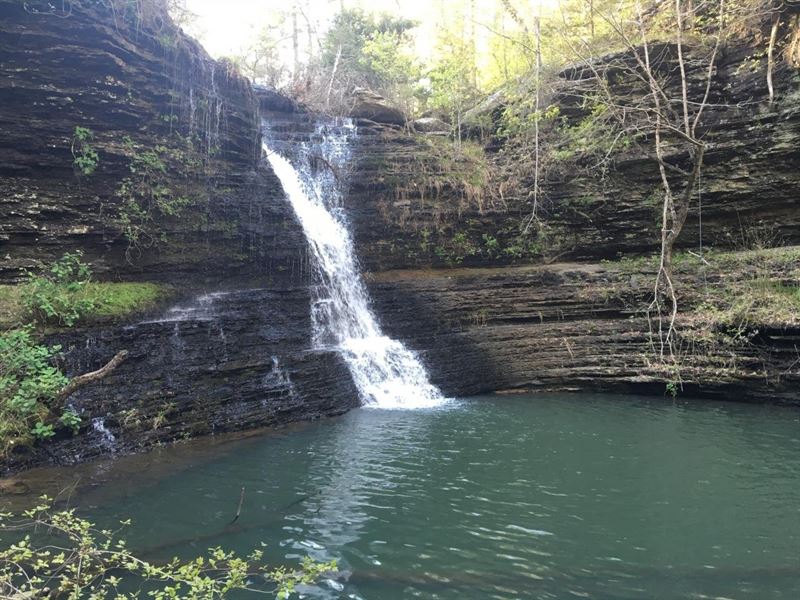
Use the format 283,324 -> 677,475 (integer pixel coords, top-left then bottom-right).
562,0 -> 727,367
230,25 -> 286,87
289,8 -> 420,111
428,32 -> 481,147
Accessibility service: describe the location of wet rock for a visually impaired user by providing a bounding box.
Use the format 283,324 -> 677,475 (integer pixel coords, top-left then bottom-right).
254,85 -> 301,114
0,479 -> 30,495
0,3 -> 361,475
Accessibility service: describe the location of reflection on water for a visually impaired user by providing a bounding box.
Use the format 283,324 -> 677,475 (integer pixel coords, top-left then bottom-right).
3,393 -> 800,599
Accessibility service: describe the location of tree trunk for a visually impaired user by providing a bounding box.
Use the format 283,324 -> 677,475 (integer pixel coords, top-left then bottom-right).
292,2 -> 299,79
325,45 -> 342,110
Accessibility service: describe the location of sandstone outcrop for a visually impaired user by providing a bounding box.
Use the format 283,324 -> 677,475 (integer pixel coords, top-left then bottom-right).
348,88 -> 406,126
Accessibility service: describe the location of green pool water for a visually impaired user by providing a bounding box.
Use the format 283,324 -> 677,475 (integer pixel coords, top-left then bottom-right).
9,393 -> 800,599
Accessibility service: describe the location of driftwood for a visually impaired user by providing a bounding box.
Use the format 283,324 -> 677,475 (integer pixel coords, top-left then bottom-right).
56,350 -> 129,403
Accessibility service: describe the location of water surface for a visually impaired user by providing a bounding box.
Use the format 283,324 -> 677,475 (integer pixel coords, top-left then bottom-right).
6,393 -> 800,599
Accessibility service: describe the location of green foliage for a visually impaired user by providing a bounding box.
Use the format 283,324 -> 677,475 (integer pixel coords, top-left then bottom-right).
482,234 -> 501,258
320,8 -> 421,110
17,253 -> 165,327
498,99 -> 560,140
322,8 -> 417,72
71,126 -> 99,176
59,408 -> 82,435
434,231 -> 479,266
427,32 -> 479,126
31,421 -> 55,440
117,140 -> 193,250
22,251 -> 95,327
552,97 -> 633,168
0,328 -> 69,455
0,498 -> 336,599
361,30 -> 423,106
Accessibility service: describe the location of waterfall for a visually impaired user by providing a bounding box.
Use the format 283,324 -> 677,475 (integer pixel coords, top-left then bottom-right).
263,119 -> 445,409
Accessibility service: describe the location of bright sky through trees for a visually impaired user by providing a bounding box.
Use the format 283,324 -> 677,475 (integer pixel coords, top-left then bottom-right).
186,0 -> 561,75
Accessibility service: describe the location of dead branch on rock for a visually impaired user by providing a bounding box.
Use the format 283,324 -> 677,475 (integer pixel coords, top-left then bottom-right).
56,350 -> 129,404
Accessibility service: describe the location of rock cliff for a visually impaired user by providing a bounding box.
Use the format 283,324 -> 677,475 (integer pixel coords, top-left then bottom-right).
1,1 -> 798,475
0,1 -> 358,474
345,30 -> 800,404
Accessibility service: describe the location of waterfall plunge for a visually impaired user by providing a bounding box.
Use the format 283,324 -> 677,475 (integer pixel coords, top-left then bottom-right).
264,119 -> 445,409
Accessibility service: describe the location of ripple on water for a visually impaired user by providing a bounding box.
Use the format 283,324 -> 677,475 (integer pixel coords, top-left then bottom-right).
8,393 -> 800,600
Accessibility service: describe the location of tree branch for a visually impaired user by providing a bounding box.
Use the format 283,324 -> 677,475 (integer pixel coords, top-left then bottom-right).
57,350 -> 129,403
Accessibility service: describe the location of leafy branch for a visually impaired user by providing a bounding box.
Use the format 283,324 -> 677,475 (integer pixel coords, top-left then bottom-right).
0,497 -> 336,599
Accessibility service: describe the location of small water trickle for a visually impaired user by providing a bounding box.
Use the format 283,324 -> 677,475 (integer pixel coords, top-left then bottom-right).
140,291 -> 224,324
263,119 -> 445,409
91,417 -> 117,450
263,356 -> 297,402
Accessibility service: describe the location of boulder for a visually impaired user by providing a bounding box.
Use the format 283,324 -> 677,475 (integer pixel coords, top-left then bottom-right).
253,85 -> 301,114
0,479 -> 30,495
410,117 -> 450,134
461,89 -> 507,137
349,89 -> 406,126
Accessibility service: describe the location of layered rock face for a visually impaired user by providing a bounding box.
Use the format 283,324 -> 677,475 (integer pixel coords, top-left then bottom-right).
1,1 -> 798,474
0,2 -> 359,473
345,36 -> 800,404
36,287 -> 359,471
0,0 -> 289,283
345,39 -> 800,271
366,258 -> 800,403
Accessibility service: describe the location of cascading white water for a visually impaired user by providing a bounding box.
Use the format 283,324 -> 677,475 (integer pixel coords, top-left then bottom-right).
264,119 -> 445,409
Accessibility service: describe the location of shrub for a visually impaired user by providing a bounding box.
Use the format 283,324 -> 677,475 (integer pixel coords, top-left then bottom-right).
117,140 -> 193,251
12,253 -> 165,328
0,328 -> 69,456
22,251 -> 96,326
71,126 -> 99,176
0,498 -> 336,599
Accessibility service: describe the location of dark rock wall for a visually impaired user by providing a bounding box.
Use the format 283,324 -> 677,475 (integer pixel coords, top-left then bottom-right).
366,263 -> 800,404
344,41 -> 800,405
345,45 -> 800,271
0,0 -> 301,283
0,2 -> 359,474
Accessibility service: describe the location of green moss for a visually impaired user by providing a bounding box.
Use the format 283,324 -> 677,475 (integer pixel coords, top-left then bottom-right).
709,279 -> 800,327
87,282 -> 167,318
0,282 -> 169,327
0,285 -> 24,327
603,246 -> 800,330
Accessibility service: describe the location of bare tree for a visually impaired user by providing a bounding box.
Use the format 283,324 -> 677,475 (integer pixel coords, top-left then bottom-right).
562,0 -> 727,366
